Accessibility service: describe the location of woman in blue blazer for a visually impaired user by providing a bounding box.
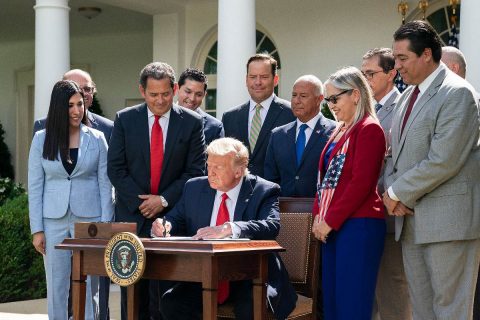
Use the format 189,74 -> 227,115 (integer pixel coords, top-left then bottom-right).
28,80 -> 114,320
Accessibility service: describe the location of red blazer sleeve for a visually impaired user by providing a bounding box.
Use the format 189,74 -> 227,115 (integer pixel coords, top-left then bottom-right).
324,121 -> 386,230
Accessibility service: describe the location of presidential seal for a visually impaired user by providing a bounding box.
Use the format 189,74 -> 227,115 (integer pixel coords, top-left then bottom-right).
104,232 -> 146,286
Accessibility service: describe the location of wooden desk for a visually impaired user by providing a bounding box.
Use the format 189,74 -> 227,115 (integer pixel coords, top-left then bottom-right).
56,238 -> 283,320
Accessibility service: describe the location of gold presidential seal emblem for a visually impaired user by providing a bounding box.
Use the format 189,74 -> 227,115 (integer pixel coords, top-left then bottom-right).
104,232 -> 146,286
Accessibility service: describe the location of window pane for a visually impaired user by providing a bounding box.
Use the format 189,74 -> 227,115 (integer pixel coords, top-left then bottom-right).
204,57 -> 217,74
205,89 -> 217,117
208,41 -> 218,60
427,9 -> 447,34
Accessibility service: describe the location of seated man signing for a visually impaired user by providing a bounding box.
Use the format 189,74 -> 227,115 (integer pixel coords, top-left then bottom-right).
152,137 -> 297,320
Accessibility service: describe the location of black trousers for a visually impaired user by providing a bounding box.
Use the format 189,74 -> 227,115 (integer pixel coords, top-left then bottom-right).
160,281 -> 253,320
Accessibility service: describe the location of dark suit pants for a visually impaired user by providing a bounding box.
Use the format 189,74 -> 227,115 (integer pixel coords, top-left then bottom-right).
160,280 -> 253,320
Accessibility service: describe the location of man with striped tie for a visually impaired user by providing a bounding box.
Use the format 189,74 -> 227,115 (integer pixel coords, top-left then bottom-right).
222,53 -> 295,177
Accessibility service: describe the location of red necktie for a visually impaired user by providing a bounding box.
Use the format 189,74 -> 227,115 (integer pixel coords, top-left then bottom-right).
401,86 -> 420,134
150,115 -> 164,194
216,193 -> 230,304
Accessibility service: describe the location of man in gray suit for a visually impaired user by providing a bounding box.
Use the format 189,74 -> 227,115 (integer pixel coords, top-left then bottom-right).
362,48 -> 411,320
383,20 -> 480,319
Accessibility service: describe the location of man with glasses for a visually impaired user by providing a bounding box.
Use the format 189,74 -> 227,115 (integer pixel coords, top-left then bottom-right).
33,69 -> 114,144
32,68 -> 113,320
361,48 -> 411,320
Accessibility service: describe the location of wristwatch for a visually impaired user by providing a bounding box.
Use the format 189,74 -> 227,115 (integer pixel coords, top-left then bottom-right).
159,195 -> 168,208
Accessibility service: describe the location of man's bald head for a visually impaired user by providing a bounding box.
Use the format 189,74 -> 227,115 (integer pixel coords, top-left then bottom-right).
62,69 -> 96,108
441,46 -> 467,79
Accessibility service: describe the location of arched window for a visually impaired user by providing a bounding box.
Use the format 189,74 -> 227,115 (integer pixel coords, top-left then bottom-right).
199,29 -> 281,117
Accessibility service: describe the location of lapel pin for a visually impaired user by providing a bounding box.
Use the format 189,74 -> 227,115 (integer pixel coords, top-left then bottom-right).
316,130 -> 321,134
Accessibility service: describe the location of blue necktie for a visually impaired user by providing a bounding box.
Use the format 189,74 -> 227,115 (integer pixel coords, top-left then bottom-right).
375,103 -> 383,112
296,124 -> 308,166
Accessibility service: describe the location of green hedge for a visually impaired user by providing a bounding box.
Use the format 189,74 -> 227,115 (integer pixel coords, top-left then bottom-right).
0,194 -> 47,302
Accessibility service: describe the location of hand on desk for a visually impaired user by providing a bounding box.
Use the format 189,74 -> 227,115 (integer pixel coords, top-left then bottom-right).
193,224 -> 232,240
152,218 -> 172,237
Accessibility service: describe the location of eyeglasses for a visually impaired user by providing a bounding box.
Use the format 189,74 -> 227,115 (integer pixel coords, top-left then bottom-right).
81,86 -> 96,94
361,70 -> 385,80
324,89 -> 353,104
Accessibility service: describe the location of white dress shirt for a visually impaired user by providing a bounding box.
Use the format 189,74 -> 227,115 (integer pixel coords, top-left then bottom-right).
147,107 -> 170,149
296,112 -> 322,144
387,64 -> 442,201
377,87 -> 399,106
248,94 -> 275,138
210,178 -> 244,238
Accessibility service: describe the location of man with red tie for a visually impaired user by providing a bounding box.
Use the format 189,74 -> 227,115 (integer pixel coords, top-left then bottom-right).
108,62 -> 206,320
151,137 -> 297,320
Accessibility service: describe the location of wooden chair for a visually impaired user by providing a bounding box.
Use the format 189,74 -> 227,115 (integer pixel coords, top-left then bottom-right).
218,197 -> 319,319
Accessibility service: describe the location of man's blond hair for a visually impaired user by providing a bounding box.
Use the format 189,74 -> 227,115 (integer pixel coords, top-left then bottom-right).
207,138 -> 249,176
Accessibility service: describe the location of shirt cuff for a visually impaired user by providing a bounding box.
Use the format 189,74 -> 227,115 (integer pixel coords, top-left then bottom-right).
229,222 -> 240,239
387,187 -> 400,201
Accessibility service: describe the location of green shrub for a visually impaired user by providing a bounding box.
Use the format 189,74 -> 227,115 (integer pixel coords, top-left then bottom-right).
321,101 -> 335,121
0,177 -> 26,207
0,194 -> 47,302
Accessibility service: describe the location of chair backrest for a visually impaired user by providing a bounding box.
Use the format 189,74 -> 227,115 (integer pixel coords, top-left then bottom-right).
278,197 -> 319,301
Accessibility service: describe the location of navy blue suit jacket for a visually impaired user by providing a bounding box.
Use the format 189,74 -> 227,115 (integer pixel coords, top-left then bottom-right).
165,175 -> 297,319
33,111 -> 114,144
197,108 -> 224,145
265,115 -> 336,197
107,103 -> 206,235
222,95 -> 295,177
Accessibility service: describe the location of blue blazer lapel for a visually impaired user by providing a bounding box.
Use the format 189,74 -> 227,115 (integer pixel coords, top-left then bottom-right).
71,125 -> 91,176
199,184 -> 216,228
285,122 -> 298,166
238,104 -> 250,152
299,117 -> 328,168
233,176 -> 254,221
136,104 -> 151,172
162,105 -> 182,177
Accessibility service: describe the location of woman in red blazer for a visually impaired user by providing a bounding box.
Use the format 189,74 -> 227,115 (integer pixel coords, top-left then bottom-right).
312,66 -> 386,320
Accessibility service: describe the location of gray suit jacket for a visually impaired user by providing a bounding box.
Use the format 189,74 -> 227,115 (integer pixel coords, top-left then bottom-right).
378,88 -> 400,233
28,125 -> 114,234
384,64 -> 480,244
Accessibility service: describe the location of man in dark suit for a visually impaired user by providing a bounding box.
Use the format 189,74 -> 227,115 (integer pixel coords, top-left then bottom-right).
107,62 -> 206,320
152,137 -> 297,320
177,68 -> 224,145
33,68 -> 113,320
33,69 -> 113,143
362,48 -> 411,320
265,75 -> 335,197
222,53 -> 295,177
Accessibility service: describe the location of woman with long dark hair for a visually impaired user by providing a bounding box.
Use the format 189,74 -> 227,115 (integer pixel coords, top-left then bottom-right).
28,80 -> 113,319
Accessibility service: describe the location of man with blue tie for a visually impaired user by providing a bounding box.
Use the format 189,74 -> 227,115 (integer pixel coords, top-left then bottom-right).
222,53 -> 295,177
361,48 -> 411,320
177,68 -> 224,145
264,75 -> 335,197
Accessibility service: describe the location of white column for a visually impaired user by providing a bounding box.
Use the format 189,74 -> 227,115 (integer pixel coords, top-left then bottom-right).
153,11 -> 185,74
34,0 -> 70,120
216,0 -> 256,119
460,0 -> 480,91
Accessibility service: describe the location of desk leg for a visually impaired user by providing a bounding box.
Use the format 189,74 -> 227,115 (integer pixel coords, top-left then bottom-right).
253,254 -> 268,320
127,284 -> 139,320
202,256 -> 218,320
72,251 -> 86,320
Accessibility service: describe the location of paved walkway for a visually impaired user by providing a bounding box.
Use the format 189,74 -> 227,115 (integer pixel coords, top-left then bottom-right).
0,286 -> 121,320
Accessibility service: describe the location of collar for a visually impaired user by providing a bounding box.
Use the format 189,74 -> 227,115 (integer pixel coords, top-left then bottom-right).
418,64 -> 442,95
215,178 -> 244,204
296,112 -> 321,130
378,87 -> 398,105
147,106 -> 171,120
249,94 -> 275,111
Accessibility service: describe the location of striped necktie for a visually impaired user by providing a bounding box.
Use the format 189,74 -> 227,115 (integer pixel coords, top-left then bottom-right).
249,104 -> 262,152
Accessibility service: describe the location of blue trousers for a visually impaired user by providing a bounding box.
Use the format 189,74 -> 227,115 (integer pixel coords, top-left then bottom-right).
322,218 -> 385,320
